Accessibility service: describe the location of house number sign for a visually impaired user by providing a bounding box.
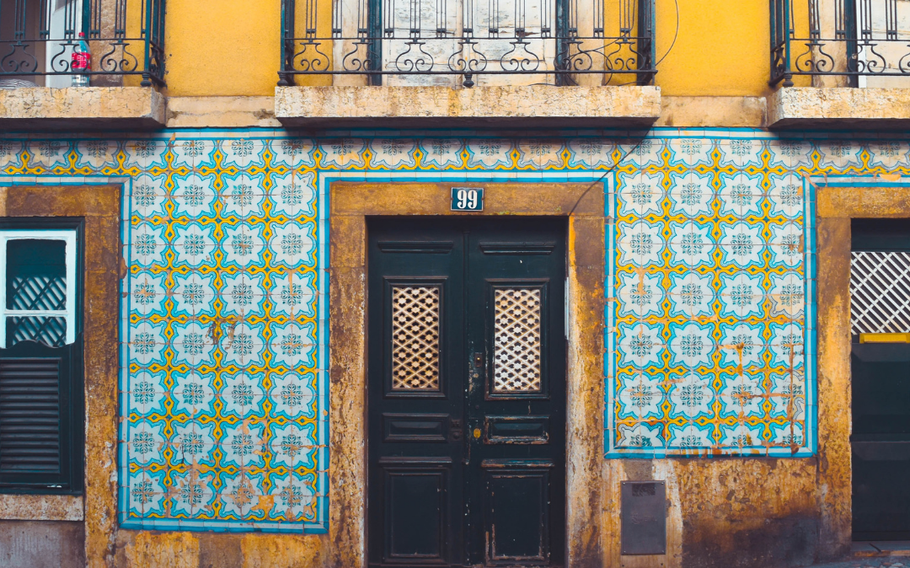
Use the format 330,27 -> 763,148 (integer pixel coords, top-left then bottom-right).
451,187 -> 484,212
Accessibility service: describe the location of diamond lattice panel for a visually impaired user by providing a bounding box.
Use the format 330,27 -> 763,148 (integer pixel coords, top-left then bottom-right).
391,286 -> 441,390
851,251 -> 910,334
493,288 -> 542,393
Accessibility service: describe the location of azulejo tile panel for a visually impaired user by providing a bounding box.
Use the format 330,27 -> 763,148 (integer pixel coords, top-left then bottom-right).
609,134 -> 819,458
1,127 -> 903,527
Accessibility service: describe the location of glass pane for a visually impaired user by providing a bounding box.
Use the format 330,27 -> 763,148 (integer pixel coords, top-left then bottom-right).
6,239 -> 67,311
391,285 -> 440,391
7,316 -> 67,347
493,288 -> 541,393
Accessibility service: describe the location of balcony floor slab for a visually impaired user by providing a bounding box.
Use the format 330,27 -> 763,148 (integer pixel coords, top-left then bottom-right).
0,87 -> 165,131
275,85 -> 661,129
769,87 -> 910,130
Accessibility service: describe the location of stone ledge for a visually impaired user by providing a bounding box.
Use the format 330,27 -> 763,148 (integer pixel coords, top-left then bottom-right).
0,87 -> 165,130
0,494 -> 83,521
769,87 -> 910,129
275,85 -> 661,128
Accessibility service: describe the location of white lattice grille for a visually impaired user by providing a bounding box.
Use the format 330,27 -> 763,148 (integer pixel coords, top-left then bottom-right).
391,286 -> 441,390
493,288 -> 542,393
851,251 -> 910,335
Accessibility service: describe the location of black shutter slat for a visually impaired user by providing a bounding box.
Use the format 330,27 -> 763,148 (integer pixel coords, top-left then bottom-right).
0,357 -> 62,474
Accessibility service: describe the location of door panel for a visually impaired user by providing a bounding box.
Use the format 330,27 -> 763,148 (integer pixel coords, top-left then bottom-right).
851,219 -> 910,541
483,461 -> 552,564
382,459 -> 453,562
368,217 -> 565,568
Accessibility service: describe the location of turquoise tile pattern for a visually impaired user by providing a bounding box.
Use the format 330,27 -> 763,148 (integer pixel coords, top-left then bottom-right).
0,128 -> 897,529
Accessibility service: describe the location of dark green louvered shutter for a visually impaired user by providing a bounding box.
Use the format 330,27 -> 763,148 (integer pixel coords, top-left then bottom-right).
0,337 -> 82,491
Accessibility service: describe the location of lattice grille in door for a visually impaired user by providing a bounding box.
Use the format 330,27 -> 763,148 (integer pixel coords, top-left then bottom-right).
493,288 -> 541,393
391,286 -> 441,390
851,251 -> 910,335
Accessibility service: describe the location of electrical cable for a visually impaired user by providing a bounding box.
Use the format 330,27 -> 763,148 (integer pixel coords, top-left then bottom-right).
568,136 -> 646,215
654,0 -> 680,68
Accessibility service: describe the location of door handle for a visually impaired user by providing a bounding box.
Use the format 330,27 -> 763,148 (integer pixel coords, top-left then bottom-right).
450,419 -> 463,441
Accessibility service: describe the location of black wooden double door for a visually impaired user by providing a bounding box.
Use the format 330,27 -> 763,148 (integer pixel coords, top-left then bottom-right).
367,217 -> 567,568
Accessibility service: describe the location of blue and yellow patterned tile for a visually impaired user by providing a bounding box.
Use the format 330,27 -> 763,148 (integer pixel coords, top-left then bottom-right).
667,321 -> 715,369
270,170 -> 317,218
369,138 -> 419,169
218,471 -> 267,521
666,221 -> 714,269
818,139 -> 864,171
615,320 -> 666,369
170,471 -> 218,519
269,371 -> 318,420
127,370 -> 169,416
219,138 -> 266,170
128,470 -> 168,519
268,138 -> 317,169
615,271 -> 665,319
269,471 -> 318,524
567,138 -> 615,169
0,139 -> 25,170
465,138 -> 513,169
125,139 -> 169,171
221,172 -> 268,220
666,170 -> 715,218
717,171 -> 764,218
29,139 -> 73,170
417,138 -> 464,169
666,272 -> 714,318
219,272 -> 268,318
170,368 -> 218,417
74,139 -> 121,171
220,371 -> 268,419
267,220 -> 317,270
269,321 -> 317,369
171,138 -> 216,170
128,320 -> 168,368
319,138 -> 367,169
219,322 -> 268,368
616,172 -> 665,218
269,423 -> 318,469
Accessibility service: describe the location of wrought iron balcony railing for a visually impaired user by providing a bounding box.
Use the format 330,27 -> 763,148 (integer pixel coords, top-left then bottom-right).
279,0 -> 655,86
0,0 -> 165,87
772,0 -> 910,86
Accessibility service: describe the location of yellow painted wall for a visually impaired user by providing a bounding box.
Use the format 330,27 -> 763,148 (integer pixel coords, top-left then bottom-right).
164,0 -> 281,97
160,0 -> 795,97
653,0 -> 773,97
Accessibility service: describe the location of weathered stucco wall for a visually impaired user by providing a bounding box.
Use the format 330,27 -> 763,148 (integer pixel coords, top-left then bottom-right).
0,130 -> 907,568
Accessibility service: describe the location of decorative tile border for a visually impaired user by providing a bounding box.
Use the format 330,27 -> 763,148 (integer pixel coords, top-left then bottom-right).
2,128 -> 900,528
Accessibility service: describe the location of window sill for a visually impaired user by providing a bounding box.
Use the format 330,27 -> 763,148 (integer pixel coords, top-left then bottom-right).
275,85 -> 661,128
0,87 -> 165,131
0,493 -> 83,521
769,86 -> 910,130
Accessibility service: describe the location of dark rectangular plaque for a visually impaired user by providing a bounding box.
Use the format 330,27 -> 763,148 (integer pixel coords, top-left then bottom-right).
621,480 -> 667,555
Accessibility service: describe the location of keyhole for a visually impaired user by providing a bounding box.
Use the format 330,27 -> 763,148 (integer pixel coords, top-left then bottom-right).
473,428 -> 482,439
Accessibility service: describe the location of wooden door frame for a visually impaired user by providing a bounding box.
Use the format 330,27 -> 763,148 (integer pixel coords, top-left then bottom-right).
328,182 -> 606,568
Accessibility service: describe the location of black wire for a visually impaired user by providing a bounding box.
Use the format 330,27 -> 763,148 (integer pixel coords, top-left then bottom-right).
654,0 -> 680,68
568,136 -> 647,215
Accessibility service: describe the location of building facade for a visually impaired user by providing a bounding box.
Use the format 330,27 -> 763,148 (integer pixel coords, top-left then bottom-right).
0,0 -> 908,567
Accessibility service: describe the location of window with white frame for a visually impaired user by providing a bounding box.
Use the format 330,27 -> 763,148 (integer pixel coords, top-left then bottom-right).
0,225 -> 82,493
0,231 -> 77,348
